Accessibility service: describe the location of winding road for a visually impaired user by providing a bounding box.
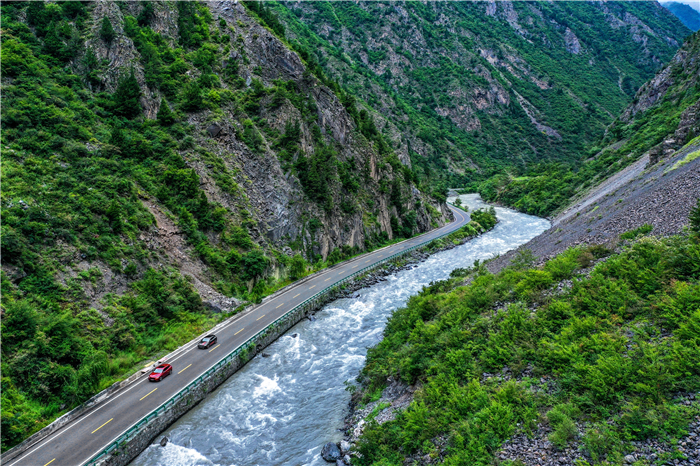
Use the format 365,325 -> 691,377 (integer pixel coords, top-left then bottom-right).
5,205 -> 468,466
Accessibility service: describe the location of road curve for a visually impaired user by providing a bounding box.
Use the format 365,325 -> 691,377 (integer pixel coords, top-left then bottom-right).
6,205 -> 469,466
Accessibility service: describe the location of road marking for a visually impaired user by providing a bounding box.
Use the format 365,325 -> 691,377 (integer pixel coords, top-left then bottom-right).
276,303 -> 283,309
209,344 -> 220,353
293,293 -> 300,298
91,418 -> 113,434
11,209 -> 465,466
309,285 -> 316,289
325,278 -> 331,282
43,459 -> 56,466
365,260 -> 370,263
338,271 -> 344,275
178,364 -> 191,374
352,265 -> 358,268
256,314 -> 265,321
234,328 -> 244,335
140,388 -> 157,401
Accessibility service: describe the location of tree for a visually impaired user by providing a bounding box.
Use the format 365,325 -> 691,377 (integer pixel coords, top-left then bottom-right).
156,98 -> 175,125
180,81 -> 203,111
100,17 -> 115,44
290,254 -> 306,280
112,70 -> 141,119
690,198 -> 700,235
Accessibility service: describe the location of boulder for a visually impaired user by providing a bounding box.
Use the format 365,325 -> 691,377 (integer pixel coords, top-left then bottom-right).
321,442 -> 342,462
160,437 -> 168,447
339,440 -> 351,454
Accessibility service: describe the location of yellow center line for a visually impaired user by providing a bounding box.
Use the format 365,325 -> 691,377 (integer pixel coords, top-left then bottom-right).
310,285 -> 316,289
352,265 -> 358,268
325,278 -> 331,282
293,293 -> 300,298
91,418 -> 113,434
140,388 -> 157,401
276,303 -> 283,309
178,364 -> 192,374
234,328 -> 244,335
366,260 -> 371,263
209,344 -> 220,353
338,271 -> 344,275
256,314 -> 265,321
44,459 -> 56,466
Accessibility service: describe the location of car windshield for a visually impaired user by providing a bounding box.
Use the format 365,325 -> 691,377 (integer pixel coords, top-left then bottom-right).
201,338 -> 210,342
154,368 -> 164,373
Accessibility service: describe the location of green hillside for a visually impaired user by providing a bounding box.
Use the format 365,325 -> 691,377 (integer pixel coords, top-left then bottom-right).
271,1 -> 689,197
352,217 -> 700,465
0,1 -> 444,450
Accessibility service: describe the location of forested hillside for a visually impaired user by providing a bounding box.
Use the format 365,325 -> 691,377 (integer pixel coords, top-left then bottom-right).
270,1 -> 689,198
486,30 -> 700,216
349,212 -> 700,465
0,0 -> 449,450
663,2 -> 700,31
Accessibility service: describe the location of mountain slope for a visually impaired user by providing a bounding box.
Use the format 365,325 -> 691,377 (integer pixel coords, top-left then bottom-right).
481,30 -> 700,216
663,2 -> 700,31
270,0 -> 689,191
0,0 -> 448,450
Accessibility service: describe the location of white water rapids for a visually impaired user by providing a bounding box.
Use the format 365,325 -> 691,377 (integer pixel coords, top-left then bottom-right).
130,195 -> 550,466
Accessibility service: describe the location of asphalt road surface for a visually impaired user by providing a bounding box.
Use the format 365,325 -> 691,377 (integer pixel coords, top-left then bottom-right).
6,205 -> 469,466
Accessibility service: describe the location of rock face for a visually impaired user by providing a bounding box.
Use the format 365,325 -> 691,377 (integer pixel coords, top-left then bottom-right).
321,442 -> 342,462
35,0 -> 450,312
276,1 -> 689,175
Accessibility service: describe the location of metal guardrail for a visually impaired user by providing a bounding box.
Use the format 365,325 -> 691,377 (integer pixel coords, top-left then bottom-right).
84,205 -> 468,465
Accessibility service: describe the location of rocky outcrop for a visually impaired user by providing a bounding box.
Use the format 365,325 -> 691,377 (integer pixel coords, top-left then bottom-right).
278,1 -> 688,175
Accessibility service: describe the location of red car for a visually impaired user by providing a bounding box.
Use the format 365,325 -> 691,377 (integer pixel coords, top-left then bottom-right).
148,363 -> 172,382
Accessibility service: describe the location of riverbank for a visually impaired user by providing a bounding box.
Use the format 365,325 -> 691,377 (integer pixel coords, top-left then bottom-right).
340,212 -> 700,465
128,201 -> 547,465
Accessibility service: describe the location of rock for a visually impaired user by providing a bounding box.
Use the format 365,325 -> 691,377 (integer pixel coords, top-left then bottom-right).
207,123 -> 222,137
336,461 -> 346,466
308,315 -> 316,322
624,454 -> 636,463
160,437 -> 168,447
339,440 -> 351,454
291,333 -> 298,338
321,442 -> 342,462
262,352 -> 270,358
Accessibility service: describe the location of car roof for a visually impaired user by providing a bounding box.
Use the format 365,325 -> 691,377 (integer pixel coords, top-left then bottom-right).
155,363 -> 169,368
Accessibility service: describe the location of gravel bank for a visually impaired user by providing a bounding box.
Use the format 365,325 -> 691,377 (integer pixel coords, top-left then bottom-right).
488,141 -> 700,273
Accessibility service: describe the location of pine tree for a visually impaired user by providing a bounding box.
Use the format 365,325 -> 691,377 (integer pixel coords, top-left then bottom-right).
690,198 -> 700,235
156,98 -> 175,125
100,17 -> 115,44
112,70 -> 141,119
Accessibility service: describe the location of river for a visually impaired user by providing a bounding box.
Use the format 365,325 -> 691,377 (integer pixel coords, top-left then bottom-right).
130,194 -> 550,466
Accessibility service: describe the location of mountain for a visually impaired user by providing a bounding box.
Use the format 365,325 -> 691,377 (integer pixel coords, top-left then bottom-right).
0,0 -> 449,450
342,29 -> 700,466
484,29 -> 700,216
270,1 -> 689,192
663,2 -> 700,31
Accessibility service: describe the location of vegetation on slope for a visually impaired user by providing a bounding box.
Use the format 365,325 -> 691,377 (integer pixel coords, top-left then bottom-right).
0,1 -> 439,450
352,210 -> 700,465
271,1 -> 688,200
663,2 -> 700,32
479,30 -> 700,217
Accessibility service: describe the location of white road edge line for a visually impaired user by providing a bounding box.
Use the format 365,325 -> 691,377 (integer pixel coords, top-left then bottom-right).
16,203 -> 468,466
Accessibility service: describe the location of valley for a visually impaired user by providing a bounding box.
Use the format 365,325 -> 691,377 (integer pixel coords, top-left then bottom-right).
1,1 -> 699,465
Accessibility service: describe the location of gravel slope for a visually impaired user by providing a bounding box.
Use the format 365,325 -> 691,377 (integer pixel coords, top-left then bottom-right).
488,141 -> 700,272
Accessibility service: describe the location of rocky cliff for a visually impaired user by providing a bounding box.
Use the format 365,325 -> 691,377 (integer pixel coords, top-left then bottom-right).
0,0 -> 448,450
271,0 -> 690,187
